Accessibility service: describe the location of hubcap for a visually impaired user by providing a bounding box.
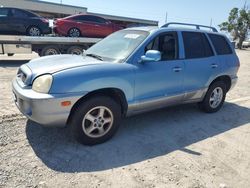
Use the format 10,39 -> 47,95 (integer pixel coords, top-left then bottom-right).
209,87 -> 223,108
69,28 -> 80,37
29,27 -> 40,36
70,49 -> 82,55
82,106 -> 114,138
44,48 -> 59,56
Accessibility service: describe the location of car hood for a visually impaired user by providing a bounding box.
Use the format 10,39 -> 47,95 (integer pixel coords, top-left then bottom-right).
26,54 -> 104,76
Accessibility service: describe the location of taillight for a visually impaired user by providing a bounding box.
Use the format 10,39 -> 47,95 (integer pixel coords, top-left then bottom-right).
54,19 -> 64,26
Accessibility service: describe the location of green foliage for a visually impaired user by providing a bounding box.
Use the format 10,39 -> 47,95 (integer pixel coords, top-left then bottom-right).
219,5 -> 250,48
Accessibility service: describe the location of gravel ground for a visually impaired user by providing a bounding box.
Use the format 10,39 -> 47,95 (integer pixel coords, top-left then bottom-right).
0,50 -> 250,188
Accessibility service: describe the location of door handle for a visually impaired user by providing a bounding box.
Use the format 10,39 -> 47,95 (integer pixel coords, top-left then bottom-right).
211,64 -> 218,68
173,67 -> 182,72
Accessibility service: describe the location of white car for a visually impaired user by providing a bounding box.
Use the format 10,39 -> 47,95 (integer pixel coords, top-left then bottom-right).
242,41 -> 250,48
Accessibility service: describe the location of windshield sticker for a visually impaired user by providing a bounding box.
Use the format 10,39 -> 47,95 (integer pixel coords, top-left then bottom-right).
124,34 -> 140,39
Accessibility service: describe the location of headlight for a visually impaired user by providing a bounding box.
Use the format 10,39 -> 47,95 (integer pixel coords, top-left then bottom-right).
32,74 -> 53,93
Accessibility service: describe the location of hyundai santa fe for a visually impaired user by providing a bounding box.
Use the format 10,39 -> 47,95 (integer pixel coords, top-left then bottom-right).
12,23 -> 239,145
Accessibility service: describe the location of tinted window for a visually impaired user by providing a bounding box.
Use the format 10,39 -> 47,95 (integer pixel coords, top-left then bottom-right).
72,15 -> 81,21
208,34 -> 232,55
94,17 -> 107,24
12,9 -> 28,18
145,32 -> 178,61
182,32 -> 213,59
0,8 -> 8,17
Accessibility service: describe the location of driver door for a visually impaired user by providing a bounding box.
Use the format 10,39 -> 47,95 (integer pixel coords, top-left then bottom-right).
133,32 -> 185,111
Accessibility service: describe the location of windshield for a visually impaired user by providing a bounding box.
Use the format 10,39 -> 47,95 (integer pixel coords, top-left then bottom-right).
85,30 -> 149,63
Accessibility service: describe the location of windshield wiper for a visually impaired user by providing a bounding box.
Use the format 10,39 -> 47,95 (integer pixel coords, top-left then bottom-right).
85,53 -> 103,61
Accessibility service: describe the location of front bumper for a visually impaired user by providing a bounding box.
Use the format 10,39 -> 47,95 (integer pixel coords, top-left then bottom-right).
12,79 -> 85,127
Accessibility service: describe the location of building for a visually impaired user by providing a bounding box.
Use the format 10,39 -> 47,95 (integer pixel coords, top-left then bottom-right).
0,0 -> 158,27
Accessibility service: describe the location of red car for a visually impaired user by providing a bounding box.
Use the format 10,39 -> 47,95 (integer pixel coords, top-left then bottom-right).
54,14 -> 123,38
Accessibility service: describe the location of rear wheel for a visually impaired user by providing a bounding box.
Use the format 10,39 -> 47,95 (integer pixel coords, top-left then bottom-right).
199,81 -> 226,113
68,28 -> 81,37
71,96 -> 122,145
27,26 -> 41,36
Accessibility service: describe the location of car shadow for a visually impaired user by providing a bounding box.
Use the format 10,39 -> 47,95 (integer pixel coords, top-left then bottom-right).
26,102 -> 250,172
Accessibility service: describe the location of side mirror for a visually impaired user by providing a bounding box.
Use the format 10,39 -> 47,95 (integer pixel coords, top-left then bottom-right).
140,50 -> 161,63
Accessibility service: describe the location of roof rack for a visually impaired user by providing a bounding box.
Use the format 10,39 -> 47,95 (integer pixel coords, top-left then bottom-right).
161,22 -> 218,32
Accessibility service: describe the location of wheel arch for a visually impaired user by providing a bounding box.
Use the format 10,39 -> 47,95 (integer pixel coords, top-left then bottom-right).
209,75 -> 232,92
67,88 -> 128,125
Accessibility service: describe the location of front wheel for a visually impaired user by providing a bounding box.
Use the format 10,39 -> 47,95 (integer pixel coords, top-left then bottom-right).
71,96 -> 121,145
199,81 -> 226,113
68,28 -> 81,37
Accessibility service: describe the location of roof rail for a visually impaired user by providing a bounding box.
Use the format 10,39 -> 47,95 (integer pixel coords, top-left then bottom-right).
161,22 -> 218,32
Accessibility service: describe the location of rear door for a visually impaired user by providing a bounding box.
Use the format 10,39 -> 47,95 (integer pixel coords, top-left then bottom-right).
78,15 -> 112,37
181,31 -> 220,101
0,8 -> 10,34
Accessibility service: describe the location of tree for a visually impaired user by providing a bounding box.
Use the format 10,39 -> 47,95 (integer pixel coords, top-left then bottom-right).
219,4 -> 250,49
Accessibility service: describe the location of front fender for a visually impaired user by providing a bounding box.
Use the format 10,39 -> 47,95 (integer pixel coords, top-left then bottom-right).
50,63 -> 135,103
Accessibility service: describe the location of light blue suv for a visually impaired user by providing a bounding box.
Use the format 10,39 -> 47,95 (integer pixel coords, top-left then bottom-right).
12,23 -> 239,145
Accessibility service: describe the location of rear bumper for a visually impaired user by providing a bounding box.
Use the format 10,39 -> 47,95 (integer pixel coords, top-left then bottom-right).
230,76 -> 238,91
12,79 -> 86,127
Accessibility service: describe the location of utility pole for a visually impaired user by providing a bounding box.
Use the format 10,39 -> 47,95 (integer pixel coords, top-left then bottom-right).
165,12 -> 168,23
210,18 -> 213,27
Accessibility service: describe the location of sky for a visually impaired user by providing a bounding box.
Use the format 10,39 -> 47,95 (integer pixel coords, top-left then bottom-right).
41,0 -> 249,30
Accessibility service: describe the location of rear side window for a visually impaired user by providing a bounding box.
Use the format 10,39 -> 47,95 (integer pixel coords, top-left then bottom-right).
182,32 -> 213,59
0,8 -> 8,17
12,9 -> 28,18
208,34 -> 232,55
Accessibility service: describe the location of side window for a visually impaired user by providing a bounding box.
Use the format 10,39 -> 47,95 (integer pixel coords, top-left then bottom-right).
79,16 -> 95,22
0,8 -> 8,17
72,15 -> 82,21
182,32 -> 213,59
92,16 -> 107,24
208,34 -> 232,55
12,9 -> 28,18
145,32 -> 178,61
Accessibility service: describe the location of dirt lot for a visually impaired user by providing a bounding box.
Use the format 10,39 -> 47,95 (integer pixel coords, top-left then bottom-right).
0,50 -> 250,188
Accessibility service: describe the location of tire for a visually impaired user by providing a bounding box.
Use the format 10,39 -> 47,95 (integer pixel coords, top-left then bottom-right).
199,81 -> 226,113
27,26 -> 41,36
68,28 -> 81,37
71,96 -> 122,145
40,46 -> 60,56
67,46 -> 83,55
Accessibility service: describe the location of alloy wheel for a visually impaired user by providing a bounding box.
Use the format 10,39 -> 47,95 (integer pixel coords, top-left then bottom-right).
82,106 -> 114,138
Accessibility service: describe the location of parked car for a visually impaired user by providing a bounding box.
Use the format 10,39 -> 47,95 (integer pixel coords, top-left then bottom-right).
54,14 -> 123,38
242,40 -> 250,48
12,23 -> 239,145
0,7 -> 51,36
